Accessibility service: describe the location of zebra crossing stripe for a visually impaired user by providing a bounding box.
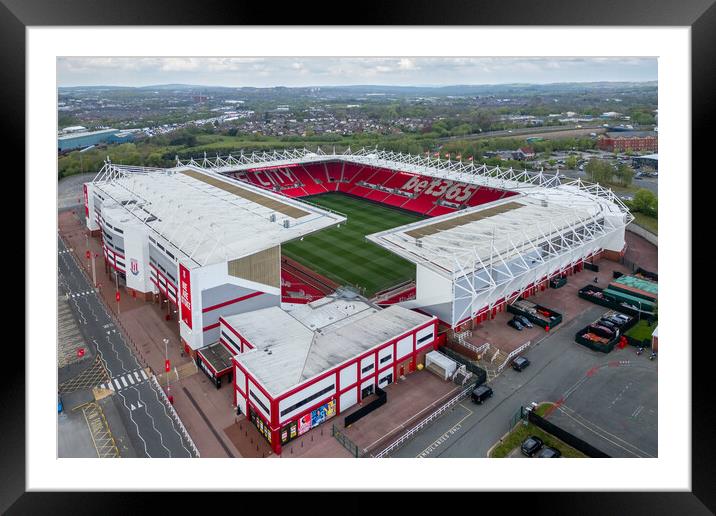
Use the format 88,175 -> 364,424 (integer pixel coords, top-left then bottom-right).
127,374 -> 135,385
121,377 -> 128,387
140,370 -> 148,380
114,379 -> 121,389
134,371 -> 142,382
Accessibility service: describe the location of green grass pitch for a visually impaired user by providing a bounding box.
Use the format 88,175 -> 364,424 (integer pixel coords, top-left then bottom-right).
281,193 -> 426,297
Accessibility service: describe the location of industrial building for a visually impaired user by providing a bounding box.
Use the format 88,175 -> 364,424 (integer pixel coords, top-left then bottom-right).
58,128 -> 135,152
219,291 -> 438,454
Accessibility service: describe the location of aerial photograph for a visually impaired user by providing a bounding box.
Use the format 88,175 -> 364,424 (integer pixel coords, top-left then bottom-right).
57,57 -> 658,459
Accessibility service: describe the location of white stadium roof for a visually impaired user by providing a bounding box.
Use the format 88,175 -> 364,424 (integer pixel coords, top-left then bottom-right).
180,148 -> 632,280
226,292 -> 432,396
90,162 -> 345,267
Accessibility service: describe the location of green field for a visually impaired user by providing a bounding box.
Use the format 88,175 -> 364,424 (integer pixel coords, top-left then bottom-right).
281,193 -> 425,297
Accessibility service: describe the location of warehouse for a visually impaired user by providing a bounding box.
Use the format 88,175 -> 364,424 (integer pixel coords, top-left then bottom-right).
58,128 -> 120,152
84,161 -> 345,353
222,290 -> 438,454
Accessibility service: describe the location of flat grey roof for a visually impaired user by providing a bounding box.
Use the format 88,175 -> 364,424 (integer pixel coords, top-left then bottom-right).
227,295 -> 432,396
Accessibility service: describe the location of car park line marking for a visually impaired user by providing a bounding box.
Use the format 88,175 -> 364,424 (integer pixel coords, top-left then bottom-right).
556,404 -> 654,458
416,404 -> 473,458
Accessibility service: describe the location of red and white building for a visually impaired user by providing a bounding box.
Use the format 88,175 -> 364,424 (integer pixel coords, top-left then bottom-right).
220,292 -> 438,454
83,162 -> 345,353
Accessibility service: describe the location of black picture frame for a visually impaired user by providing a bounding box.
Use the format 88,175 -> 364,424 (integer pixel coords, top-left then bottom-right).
6,0 -> 708,513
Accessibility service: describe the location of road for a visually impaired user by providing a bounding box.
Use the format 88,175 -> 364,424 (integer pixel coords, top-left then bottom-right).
58,235 -> 195,458
438,124 -> 606,143
556,168 -> 658,197
58,172 -> 95,211
390,305 -> 657,458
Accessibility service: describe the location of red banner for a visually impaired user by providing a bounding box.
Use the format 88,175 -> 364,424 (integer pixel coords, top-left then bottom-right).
83,184 -> 89,217
179,264 -> 193,329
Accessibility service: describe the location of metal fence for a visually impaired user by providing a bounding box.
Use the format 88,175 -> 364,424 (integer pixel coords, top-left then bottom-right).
150,376 -> 201,458
438,347 -> 487,386
370,380 -> 478,458
332,424 -> 360,458
497,340 -> 532,373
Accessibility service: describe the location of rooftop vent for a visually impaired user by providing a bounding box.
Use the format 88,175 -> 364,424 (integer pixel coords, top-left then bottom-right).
283,219 -> 291,228
270,213 -> 277,222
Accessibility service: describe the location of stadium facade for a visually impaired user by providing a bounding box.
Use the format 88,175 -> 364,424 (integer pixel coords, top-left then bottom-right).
83,148 -> 631,450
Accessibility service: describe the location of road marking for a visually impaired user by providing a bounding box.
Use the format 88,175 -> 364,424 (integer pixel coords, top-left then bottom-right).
141,370 -> 148,380
134,371 -> 142,382
127,374 -> 135,385
556,404 -> 654,458
121,377 -> 128,387
114,379 -> 121,390
416,403 -> 474,458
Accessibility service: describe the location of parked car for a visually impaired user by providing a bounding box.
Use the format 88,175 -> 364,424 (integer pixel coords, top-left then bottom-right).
515,315 -> 534,328
508,318 -> 524,331
471,384 -> 494,404
536,446 -> 562,458
521,435 -> 544,457
512,356 -> 531,372
598,318 -> 617,330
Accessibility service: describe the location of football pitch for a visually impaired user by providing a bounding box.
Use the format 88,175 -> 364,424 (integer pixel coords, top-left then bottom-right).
281,193 -> 426,297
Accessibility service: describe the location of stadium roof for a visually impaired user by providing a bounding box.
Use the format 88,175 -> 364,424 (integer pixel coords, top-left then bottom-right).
90,162 -> 345,267
178,148 -> 632,279
227,292 -> 432,396
366,196 -> 604,278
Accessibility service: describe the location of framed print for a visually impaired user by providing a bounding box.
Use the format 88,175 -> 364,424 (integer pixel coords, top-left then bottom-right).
6,0 -> 712,512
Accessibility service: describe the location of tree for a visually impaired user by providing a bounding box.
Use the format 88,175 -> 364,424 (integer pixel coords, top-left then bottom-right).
631,189 -> 658,217
565,155 -> 578,170
585,158 -> 614,185
615,163 -> 634,187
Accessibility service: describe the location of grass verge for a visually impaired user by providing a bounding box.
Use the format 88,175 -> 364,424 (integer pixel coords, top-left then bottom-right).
489,403 -> 587,458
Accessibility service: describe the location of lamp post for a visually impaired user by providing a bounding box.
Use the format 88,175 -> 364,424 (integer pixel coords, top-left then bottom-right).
163,337 -> 170,393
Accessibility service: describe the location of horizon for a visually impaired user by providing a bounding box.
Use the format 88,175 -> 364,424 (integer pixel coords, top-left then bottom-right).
59,79 -> 658,90
57,57 -> 658,88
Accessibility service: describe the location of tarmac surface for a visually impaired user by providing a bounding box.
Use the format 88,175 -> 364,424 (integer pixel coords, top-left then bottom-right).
388,239 -> 659,460
57,234 -> 195,458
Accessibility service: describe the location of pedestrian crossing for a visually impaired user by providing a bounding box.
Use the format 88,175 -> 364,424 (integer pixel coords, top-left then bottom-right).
99,369 -> 149,393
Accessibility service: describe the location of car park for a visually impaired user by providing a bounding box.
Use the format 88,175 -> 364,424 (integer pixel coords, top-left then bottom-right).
512,356 -> 531,372
508,318 -> 524,331
521,435 -> 544,457
536,446 -> 562,458
470,384 -> 494,404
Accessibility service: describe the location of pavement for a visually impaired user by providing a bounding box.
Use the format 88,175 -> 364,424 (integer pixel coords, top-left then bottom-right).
58,172 -> 95,211
388,246 -> 660,461
57,232 -> 196,458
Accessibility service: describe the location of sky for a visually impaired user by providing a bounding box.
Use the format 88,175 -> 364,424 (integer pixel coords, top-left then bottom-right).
57,57 -> 657,88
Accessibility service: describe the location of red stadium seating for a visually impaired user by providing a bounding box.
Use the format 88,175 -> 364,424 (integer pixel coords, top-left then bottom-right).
235,161 -> 516,217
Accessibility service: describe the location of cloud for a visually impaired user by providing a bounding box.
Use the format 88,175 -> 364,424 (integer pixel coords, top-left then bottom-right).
57,56 -> 657,87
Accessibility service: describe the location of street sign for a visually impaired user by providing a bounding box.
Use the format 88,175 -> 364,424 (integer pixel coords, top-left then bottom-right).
165,359 -> 171,372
